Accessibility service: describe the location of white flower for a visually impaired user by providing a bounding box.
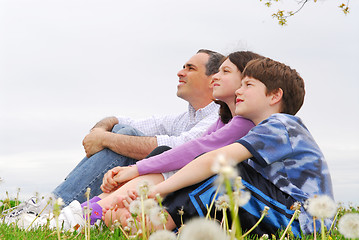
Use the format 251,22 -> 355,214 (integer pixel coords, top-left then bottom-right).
149,206 -> 167,226
338,213 -> 359,239
211,154 -> 238,186
149,229 -> 176,240
215,195 -> 230,211
179,218 -> 229,240
55,198 -> 64,206
137,180 -> 153,197
129,199 -> 141,215
305,195 -> 337,219
234,176 -> 245,190
233,190 -> 251,207
143,198 -> 157,214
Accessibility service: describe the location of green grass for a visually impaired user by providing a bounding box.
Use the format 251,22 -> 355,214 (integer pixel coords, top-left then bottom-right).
1,199 -> 358,240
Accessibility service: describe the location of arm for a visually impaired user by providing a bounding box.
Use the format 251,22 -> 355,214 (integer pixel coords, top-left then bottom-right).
136,116 -> 254,175
91,116 -> 119,131
153,143 -> 252,197
83,128 -> 157,159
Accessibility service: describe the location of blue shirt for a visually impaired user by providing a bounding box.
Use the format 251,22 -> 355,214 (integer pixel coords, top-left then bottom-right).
237,113 -> 334,234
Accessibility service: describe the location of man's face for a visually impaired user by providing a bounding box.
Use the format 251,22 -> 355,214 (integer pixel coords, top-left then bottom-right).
176,53 -> 212,104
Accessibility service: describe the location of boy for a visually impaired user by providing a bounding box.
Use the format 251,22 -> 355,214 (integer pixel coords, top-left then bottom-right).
151,57 -> 334,236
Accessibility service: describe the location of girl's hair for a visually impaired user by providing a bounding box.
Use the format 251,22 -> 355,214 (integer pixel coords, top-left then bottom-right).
217,51 -> 264,123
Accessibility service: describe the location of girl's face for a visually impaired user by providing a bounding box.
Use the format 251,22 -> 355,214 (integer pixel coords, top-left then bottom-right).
212,58 -> 242,105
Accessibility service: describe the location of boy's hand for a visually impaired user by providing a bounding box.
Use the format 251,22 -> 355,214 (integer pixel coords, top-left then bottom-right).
112,165 -> 140,185
101,166 -> 123,193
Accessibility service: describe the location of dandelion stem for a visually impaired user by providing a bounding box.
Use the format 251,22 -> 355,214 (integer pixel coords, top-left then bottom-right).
328,208 -> 340,234
25,200 -> 51,231
242,206 -> 269,239
321,217 -> 326,240
140,195 -> 147,240
279,209 -> 300,240
205,184 -> 220,219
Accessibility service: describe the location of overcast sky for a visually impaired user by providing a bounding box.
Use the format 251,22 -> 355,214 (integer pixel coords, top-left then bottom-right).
1,0 -> 358,205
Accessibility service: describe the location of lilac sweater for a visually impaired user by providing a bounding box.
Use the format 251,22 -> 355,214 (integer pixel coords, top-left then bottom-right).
136,116 -> 255,175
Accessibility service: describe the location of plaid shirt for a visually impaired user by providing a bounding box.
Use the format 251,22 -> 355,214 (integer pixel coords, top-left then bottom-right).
117,102 -> 219,148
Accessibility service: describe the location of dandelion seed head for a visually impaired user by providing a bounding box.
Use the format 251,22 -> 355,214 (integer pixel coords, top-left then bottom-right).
179,218 -> 229,240
149,229 -> 177,240
143,198 -> 157,214
137,180 -> 153,197
149,206 -> 163,226
129,199 -> 141,215
233,190 -> 251,207
305,195 -> 337,219
234,176 -> 244,190
338,213 -> 359,238
215,195 -> 230,211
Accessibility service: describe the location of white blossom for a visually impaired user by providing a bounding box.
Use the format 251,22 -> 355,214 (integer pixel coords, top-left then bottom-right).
149,206 -> 167,226
149,229 -> 176,240
179,218 -> 229,240
129,199 -> 141,216
215,195 -> 230,210
233,190 -> 251,207
137,180 -> 153,197
338,213 -> 359,239
305,195 -> 337,219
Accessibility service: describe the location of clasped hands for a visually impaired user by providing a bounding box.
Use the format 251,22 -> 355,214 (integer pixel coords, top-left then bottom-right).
100,165 -> 140,193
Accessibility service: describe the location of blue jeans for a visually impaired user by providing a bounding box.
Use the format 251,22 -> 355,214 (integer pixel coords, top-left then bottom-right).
52,124 -> 144,205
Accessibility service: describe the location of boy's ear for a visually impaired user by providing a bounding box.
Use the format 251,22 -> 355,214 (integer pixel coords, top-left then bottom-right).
270,88 -> 283,105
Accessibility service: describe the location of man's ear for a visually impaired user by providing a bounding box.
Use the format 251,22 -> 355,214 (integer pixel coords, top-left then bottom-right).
270,88 -> 283,105
209,75 -> 215,89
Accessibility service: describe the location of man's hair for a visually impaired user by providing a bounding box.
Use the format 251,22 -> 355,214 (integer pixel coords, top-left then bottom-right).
243,58 -> 305,115
197,49 -> 225,76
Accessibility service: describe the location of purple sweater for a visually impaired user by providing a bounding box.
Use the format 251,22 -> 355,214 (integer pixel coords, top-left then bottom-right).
136,116 -> 255,175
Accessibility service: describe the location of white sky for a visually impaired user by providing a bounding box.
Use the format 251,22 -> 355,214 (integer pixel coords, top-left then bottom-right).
1,0 -> 358,205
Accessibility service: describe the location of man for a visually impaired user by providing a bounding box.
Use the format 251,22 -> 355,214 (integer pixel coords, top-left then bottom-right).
4,49 -> 225,223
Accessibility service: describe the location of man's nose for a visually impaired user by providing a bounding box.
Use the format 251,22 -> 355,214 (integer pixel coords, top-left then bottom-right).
177,69 -> 186,77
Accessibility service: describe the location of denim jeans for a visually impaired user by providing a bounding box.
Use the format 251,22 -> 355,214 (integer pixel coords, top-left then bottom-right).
52,124 -> 144,205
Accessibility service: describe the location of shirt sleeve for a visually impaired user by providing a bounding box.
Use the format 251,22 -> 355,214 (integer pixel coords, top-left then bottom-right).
136,116 -> 255,175
117,114 -> 181,137
155,112 -> 220,147
237,117 -> 292,167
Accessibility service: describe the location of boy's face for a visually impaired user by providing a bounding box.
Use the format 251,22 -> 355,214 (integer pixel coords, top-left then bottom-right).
235,76 -> 273,125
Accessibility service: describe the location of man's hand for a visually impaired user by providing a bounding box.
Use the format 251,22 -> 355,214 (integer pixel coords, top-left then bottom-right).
82,128 -> 107,157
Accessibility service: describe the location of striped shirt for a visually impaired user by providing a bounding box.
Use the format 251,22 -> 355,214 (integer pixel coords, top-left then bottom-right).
117,102 -> 220,148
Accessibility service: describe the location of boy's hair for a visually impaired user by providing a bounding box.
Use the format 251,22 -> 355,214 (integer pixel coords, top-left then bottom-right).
243,58 -> 305,115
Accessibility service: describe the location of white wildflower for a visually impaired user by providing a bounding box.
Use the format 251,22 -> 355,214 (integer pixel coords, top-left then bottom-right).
179,218 -> 229,240
143,198 -> 157,214
215,195 -> 230,211
338,213 -> 359,239
149,206 -> 167,226
137,180 -> 153,197
305,195 -> 337,219
234,176 -> 245,190
212,154 -> 238,185
149,229 -> 176,240
129,199 -> 141,215
233,190 -> 251,207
